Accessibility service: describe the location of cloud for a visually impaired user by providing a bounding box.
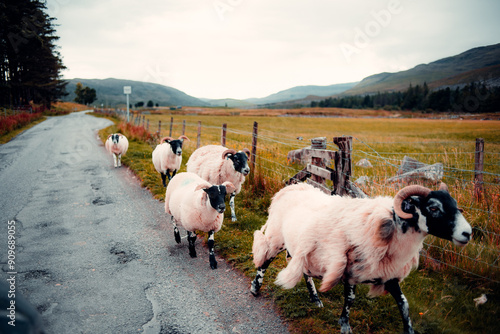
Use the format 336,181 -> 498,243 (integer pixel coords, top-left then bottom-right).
47,0 -> 500,99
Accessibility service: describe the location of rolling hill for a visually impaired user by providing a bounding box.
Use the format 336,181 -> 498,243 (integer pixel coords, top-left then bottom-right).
62,78 -> 209,107
343,43 -> 500,96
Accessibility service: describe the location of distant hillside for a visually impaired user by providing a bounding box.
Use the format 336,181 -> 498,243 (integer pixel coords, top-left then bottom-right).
245,82 -> 358,105
344,43 -> 500,95
62,78 -> 209,107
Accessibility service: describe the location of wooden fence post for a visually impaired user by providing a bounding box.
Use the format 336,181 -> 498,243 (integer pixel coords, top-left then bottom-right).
221,123 -> 227,146
251,121 -> 258,172
169,117 -> 173,137
474,138 -> 484,200
197,121 -> 201,148
333,136 -> 353,196
146,119 -> 149,132
310,137 -> 327,185
182,120 -> 186,135
158,120 -> 161,137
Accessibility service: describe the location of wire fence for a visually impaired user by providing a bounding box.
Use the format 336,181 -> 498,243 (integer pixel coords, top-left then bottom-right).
118,110 -> 500,284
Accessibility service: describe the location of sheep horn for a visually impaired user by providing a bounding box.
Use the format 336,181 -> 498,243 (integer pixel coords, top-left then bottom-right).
160,136 -> 173,143
393,185 -> 432,219
178,135 -> 189,141
107,134 -> 113,139
222,149 -> 237,159
241,148 -> 251,158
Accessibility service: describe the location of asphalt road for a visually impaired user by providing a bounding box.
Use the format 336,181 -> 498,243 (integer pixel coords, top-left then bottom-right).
0,111 -> 289,334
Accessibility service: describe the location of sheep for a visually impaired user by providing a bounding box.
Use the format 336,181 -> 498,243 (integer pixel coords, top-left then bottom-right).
250,182 -> 472,334
186,145 -> 251,222
152,135 -> 189,186
105,133 -> 129,168
164,172 -> 235,269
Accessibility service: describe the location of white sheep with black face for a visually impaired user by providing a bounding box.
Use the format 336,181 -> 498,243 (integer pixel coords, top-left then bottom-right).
186,145 -> 251,222
105,133 -> 129,168
165,172 -> 235,269
250,183 -> 471,334
152,135 -> 189,186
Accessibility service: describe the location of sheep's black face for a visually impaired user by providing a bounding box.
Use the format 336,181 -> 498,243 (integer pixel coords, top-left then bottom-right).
421,191 -> 472,246
204,185 -> 228,213
112,134 -> 120,144
228,151 -> 250,176
168,139 -> 184,156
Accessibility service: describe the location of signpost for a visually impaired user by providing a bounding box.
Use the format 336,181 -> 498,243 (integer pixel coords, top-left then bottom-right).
124,86 -> 132,122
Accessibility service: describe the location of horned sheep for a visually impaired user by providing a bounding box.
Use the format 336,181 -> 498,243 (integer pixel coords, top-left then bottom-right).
164,172 -> 235,269
186,145 -> 251,222
152,135 -> 189,186
250,182 -> 472,334
105,133 -> 129,168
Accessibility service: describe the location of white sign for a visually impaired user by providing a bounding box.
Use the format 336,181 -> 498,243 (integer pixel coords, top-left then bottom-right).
123,86 -> 132,94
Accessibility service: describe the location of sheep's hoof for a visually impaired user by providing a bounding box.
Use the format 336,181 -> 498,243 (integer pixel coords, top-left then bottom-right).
339,318 -> 352,334
174,228 -> 181,244
250,281 -> 260,297
231,216 -> 237,222
209,255 -> 218,269
189,249 -> 197,258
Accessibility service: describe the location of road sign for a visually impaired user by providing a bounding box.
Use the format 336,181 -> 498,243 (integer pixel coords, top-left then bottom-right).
124,86 -> 132,94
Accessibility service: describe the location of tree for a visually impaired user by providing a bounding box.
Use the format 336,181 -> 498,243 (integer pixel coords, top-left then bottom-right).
74,83 -> 96,105
147,100 -> 154,107
0,0 -> 67,108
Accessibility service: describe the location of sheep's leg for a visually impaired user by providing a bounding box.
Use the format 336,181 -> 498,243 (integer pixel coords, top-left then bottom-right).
304,274 -> 323,307
171,169 -> 177,179
187,231 -> 197,258
250,257 -> 275,296
208,230 -> 217,269
166,170 -> 172,181
113,153 -> 118,167
339,283 -> 356,334
117,153 -> 122,167
229,192 -> 237,222
171,219 -> 181,244
385,278 -> 414,334
160,173 -> 167,187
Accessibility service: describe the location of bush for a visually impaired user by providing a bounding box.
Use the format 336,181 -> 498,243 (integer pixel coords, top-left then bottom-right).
0,112 -> 44,136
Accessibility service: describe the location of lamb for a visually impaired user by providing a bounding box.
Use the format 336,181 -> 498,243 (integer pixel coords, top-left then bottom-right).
186,145 -> 251,221
164,172 -> 235,269
152,135 -> 189,186
250,182 -> 472,334
105,133 -> 129,168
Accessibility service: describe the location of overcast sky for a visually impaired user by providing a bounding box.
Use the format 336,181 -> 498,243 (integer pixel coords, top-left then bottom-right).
46,0 -> 500,100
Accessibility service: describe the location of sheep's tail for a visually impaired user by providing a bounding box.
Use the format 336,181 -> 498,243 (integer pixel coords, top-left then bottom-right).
275,255 -> 305,289
252,224 -> 270,268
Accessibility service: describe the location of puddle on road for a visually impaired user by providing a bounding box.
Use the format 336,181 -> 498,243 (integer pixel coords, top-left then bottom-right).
142,288 -> 161,334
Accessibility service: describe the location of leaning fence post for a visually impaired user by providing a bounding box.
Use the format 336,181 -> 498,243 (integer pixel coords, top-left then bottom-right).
333,136 -> 353,196
251,121 -> 258,172
221,123 -> 227,146
474,138 -> 484,200
169,117 -> 173,137
311,137 -> 327,185
197,121 -> 202,148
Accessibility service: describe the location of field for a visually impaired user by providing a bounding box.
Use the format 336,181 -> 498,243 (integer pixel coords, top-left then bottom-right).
96,107 -> 500,334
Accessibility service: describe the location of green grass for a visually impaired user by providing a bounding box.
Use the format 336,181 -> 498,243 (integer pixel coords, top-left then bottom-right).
95,110 -> 500,334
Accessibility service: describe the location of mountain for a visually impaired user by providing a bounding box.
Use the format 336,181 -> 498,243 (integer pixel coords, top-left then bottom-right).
62,78 -> 209,107
343,43 -> 500,95
204,82 -> 358,107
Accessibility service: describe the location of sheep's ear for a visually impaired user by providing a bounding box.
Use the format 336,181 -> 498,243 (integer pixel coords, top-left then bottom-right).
194,183 -> 211,192
223,182 -> 236,194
